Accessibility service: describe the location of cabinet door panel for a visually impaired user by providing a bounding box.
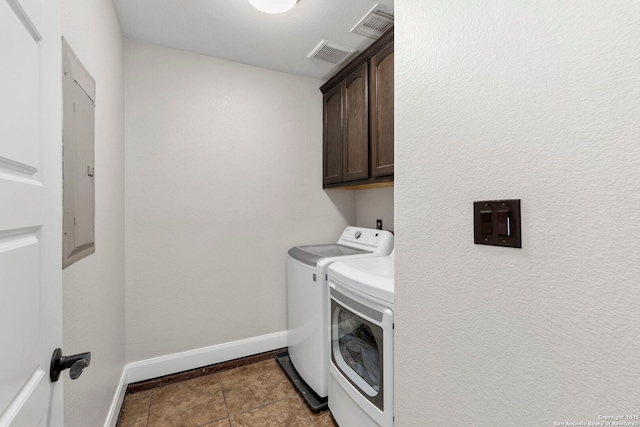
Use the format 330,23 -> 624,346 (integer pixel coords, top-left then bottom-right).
343,64 -> 369,182
370,43 -> 394,177
323,85 -> 343,185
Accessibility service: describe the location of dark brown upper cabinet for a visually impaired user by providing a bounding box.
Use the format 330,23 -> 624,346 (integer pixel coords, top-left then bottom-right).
370,43 -> 394,178
321,29 -> 394,189
323,63 -> 369,185
323,84 -> 343,185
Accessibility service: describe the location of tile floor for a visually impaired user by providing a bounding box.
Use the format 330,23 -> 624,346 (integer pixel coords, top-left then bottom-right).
117,359 -> 338,427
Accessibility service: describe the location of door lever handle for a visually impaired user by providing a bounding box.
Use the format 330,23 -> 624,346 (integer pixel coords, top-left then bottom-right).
50,348 -> 91,382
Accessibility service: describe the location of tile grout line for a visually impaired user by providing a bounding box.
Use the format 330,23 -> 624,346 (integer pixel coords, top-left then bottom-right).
144,390 -> 152,427
218,373 -> 231,426
218,371 -> 234,425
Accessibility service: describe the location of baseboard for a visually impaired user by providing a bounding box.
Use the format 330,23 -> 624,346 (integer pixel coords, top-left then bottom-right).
126,330 -> 288,384
103,366 -> 128,427
103,330 -> 288,426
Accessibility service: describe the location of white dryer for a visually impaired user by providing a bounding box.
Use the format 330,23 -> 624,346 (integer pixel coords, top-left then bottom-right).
278,227 -> 393,412
328,252 -> 395,427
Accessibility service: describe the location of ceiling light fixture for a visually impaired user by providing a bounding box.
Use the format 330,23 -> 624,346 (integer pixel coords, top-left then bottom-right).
248,0 -> 298,14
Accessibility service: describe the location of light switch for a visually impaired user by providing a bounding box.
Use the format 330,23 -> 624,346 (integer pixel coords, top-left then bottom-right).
480,211 -> 493,235
473,200 -> 521,248
496,210 -> 511,236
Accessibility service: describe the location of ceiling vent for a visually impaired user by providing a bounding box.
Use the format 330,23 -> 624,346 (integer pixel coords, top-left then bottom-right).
307,40 -> 357,65
351,4 -> 394,39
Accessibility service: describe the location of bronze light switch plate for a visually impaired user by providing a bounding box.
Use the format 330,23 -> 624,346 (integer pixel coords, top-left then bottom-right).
474,199 -> 521,248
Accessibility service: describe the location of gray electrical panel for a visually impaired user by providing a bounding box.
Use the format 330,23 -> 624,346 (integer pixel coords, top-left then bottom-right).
62,38 -> 96,268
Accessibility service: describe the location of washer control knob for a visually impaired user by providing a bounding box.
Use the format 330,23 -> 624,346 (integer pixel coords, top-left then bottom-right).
355,231 -> 362,239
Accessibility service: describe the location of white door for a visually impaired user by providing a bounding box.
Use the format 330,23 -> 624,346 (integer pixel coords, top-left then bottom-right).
0,0 -> 63,425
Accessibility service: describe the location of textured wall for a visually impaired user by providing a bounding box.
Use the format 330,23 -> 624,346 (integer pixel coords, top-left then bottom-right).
395,1 -> 640,425
124,41 -> 355,361
61,0 -> 125,425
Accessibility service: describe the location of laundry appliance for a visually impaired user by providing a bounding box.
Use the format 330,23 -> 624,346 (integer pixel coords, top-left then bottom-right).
277,227 -> 393,412
328,252 -> 395,427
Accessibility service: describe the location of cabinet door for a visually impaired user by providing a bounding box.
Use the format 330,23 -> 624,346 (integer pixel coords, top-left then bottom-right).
323,84 -> 343,185
370,43 -> 394,177
342,63 -> 369,182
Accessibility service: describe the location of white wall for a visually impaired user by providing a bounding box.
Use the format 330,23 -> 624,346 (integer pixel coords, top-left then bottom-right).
61,1 -> 125,426
395,1 -> 640,425
356,187 -> 394,232
124,41 -> 355,362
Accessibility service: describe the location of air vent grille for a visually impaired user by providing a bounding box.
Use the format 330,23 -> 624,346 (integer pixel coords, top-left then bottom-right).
307,41 -> 356,65
351,5 -> 394,39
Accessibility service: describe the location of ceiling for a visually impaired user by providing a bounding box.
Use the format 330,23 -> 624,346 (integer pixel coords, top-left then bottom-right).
113,0 -> 394,81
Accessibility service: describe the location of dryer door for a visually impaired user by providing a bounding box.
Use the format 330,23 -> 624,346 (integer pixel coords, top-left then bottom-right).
330,286 -> 391,411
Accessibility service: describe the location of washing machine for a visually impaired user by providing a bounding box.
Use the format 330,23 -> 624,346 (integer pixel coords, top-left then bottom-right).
277,227 -> 393,412
328,252 -> 394,427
